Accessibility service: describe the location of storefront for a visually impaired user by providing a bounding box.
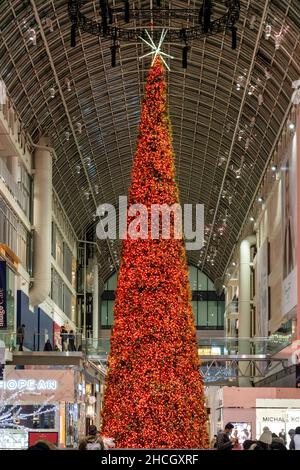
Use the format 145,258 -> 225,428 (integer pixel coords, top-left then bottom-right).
207,386 -> 300,447
0,367 -> 78,449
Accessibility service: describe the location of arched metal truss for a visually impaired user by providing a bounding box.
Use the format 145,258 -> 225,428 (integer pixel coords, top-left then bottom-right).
68,0 -> 240,43
0,0 -> 300,284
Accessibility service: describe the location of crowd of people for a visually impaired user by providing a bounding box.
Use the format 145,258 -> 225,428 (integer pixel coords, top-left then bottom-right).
211,422 -> 300,451
27,425 -> 114,451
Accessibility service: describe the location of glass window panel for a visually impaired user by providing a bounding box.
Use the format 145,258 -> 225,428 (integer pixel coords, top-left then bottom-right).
218,301 -> 225,327
101,300 -> 108,327
188,266 -> 198,291
192,301 -> 198,326
207,278 -> 215,291
107,300 -> 114,326
197,271 -> 208,291
207,301 -> 218,327
198,301 -> 208,326
108,272 -> 118,290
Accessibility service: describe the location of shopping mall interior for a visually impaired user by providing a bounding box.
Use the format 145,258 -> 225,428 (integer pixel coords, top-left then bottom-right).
0,0 -> 300,452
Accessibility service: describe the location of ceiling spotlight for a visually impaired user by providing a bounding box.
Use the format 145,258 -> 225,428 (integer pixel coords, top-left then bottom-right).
49,87 -> 55,98
232,261 -> 236,267
76,165 -> 81,174
95,184 -> 99,195
235,169 -> 241,179
271,164 -> 277,172
76,122 -> 82,134
250,216 -> 255,222
65,131 -> 70,141
28,28 -> 37,45
258,196 -> 264,203
84,190 -> 90,201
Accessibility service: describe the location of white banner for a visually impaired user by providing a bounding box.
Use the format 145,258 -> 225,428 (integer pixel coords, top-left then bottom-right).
282,134 -> 297,315
256,239 -> 269,337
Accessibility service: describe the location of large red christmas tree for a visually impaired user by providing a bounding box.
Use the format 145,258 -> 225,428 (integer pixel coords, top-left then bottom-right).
101,58 -> 208,449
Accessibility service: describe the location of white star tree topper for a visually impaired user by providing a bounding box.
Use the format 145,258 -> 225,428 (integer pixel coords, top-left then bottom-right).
139,29 -> 174,71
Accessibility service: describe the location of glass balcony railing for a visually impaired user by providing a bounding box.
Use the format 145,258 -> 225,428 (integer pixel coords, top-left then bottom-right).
0,331 -> 292,358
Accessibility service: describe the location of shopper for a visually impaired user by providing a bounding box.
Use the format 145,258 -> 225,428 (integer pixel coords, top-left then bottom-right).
60,326 -> 68,351
288,429 -> 295,450
294,427 -> 300,450
28,440 -> 55,450
243,440 -> 256,450
216,423 -> 236,450
78,425 -> 104,450
271,433 -> 287,450
210,434 -> 218,449
279,429 -> 287,445
68,330 -> 76,351
249,429 -> 272,450
43,339 -> 53,351
16,324 -> 25,351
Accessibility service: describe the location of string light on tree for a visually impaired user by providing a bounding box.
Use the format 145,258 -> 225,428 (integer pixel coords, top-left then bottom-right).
101,58 -> 208,449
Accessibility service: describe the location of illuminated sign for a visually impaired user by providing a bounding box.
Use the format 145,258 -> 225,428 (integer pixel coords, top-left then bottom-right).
0,261 -> 7,329
0,379 -> 57,391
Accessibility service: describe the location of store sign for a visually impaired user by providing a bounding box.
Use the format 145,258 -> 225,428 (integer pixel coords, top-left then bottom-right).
1,370 -> 74,403
0,261 -> 7,329
0,379 -> 57,391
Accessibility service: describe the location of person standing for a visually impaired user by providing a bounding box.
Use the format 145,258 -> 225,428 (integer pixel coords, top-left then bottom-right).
78,425 -> 104,450
288,429 -> 295,450
279,429 -> 287,446
43,339 -> 53,351
294,427 -> 300,450
216,423 -> 237,450
60,326 -> 68,351
17,324 -> 25,351
68,330 -> 76,351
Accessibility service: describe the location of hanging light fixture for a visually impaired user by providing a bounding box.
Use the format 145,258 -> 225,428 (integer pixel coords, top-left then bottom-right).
28,28 -> 37,45
182,44 -> 189,69
249,15 -> 256,30
275,34 -> 282,50
76,122 -> 82,134
258,93 -> 264,106
124,0 -> 130,23
76,165 -> 81,174
65,131 -> 70,141
71,23 -> 76,47
265,21 -> 272,40
248,84 -> 255,95
65,78 -> 71,91
49,87 -> 55,98
46,18 -> 54,32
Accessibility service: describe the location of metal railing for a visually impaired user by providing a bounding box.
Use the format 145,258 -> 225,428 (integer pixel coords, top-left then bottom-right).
0,331 -> 291,358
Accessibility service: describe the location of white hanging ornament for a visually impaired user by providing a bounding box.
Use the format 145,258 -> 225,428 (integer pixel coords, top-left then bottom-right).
291,80 -> 300,105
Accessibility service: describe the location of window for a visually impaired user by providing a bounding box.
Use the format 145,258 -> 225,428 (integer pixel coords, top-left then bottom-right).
100,265 -> 225,330
0,195 -> 30,269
